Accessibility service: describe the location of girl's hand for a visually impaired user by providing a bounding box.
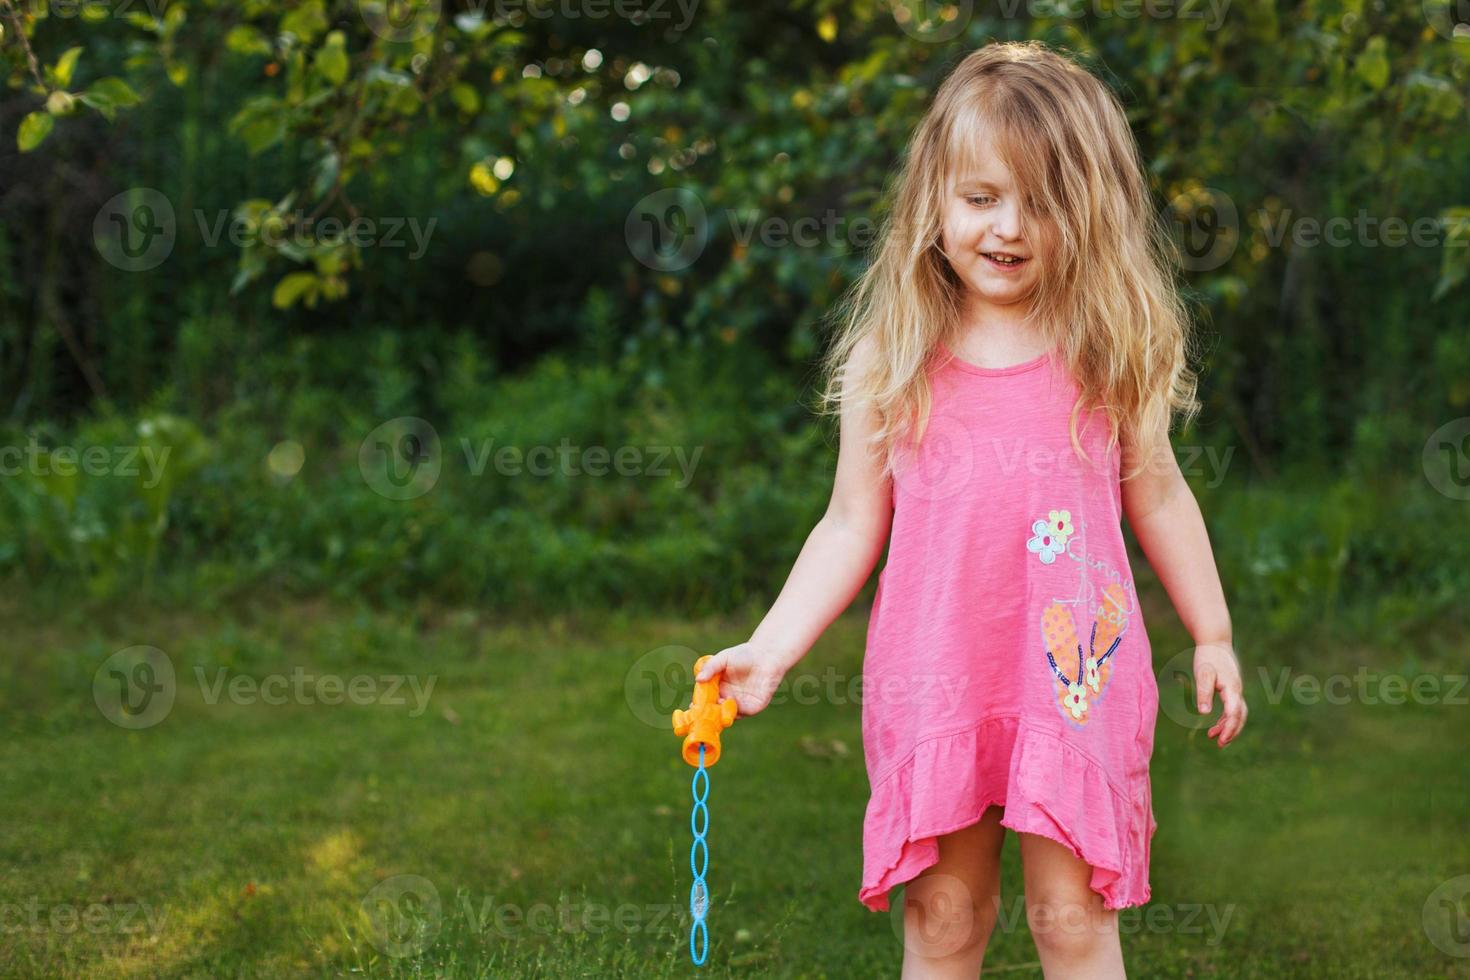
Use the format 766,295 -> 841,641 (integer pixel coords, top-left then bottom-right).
1194,641 -> 1247,747
695,641 -> 789,717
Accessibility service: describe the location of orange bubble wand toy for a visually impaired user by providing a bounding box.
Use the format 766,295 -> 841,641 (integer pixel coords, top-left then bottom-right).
671,654 -> 738,966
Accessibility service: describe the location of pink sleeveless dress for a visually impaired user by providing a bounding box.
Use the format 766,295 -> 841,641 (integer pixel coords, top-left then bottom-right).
858,345 -> 1158,912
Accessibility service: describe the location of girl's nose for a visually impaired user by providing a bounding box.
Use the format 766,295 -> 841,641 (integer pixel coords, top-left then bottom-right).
990,199 -> 1023,241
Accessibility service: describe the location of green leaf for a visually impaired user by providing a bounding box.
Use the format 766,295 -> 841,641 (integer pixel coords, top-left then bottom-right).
85,77 -> 142,108
229,97 -> 287,155
280,1 -> 329,43
17,111 -> 54,152
312,149 -> 341,199
230,246 -> 268,295
51,46 -> 83,89
224,25 -> 273,57
272,271 -> 319,309
1435,207 -> 1470,301
124,12 -> 161,31
450,82 -> 480,114
78,77 -> 141,122
1353,36 -> 1389,92
315,31 -> 349,85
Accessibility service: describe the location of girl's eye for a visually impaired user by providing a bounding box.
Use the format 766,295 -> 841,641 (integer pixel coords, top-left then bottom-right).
965,195 -> 996,207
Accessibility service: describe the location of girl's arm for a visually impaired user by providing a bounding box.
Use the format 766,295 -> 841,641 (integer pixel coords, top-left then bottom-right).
1121,431 -> 1247,747
696,337 -> 894,715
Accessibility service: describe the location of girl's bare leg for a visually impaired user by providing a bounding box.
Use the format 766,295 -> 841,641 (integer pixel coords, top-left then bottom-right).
1018,833 -> 1126,979
900,805 -> 1005,980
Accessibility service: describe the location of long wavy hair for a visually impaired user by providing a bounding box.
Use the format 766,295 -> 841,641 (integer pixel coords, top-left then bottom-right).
820,40 -> 1199,480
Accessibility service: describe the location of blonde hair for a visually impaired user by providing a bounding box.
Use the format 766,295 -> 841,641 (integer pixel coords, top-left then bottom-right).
821,40 -> 1199,481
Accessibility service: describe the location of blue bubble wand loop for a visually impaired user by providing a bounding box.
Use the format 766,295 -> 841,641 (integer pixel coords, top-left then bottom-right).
671,655 -> 738,967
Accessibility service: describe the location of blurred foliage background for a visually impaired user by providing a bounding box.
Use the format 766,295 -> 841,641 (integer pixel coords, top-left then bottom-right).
2,0 -> 1469,631
4,3 -> 1470,978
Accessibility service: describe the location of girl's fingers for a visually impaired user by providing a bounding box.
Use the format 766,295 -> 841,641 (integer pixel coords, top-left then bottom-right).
1216,685 -> 1246,745
696,652 -> 726,682
1194,661 -> 1218,714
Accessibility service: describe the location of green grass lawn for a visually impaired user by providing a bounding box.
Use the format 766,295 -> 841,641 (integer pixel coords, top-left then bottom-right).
1,588 -> 1468,978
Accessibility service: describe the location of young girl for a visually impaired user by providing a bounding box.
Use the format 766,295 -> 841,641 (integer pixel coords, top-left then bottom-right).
696,41 -> 1246,978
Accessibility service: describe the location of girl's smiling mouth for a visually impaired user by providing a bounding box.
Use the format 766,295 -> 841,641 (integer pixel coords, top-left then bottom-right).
982,251 -> 1029,271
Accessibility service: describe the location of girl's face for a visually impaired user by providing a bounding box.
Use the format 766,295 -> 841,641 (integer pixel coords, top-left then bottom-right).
939,131 -> 1052,312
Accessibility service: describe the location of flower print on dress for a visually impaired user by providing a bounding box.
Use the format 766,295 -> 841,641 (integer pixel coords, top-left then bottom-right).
1041,597 -> 1125,727
1026,508 -> 1073,565
1032,502 -> 1133,728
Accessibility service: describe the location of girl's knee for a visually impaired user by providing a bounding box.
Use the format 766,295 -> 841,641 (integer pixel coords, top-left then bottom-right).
901,872 -> 999,962
1024,894 -> 1118,963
